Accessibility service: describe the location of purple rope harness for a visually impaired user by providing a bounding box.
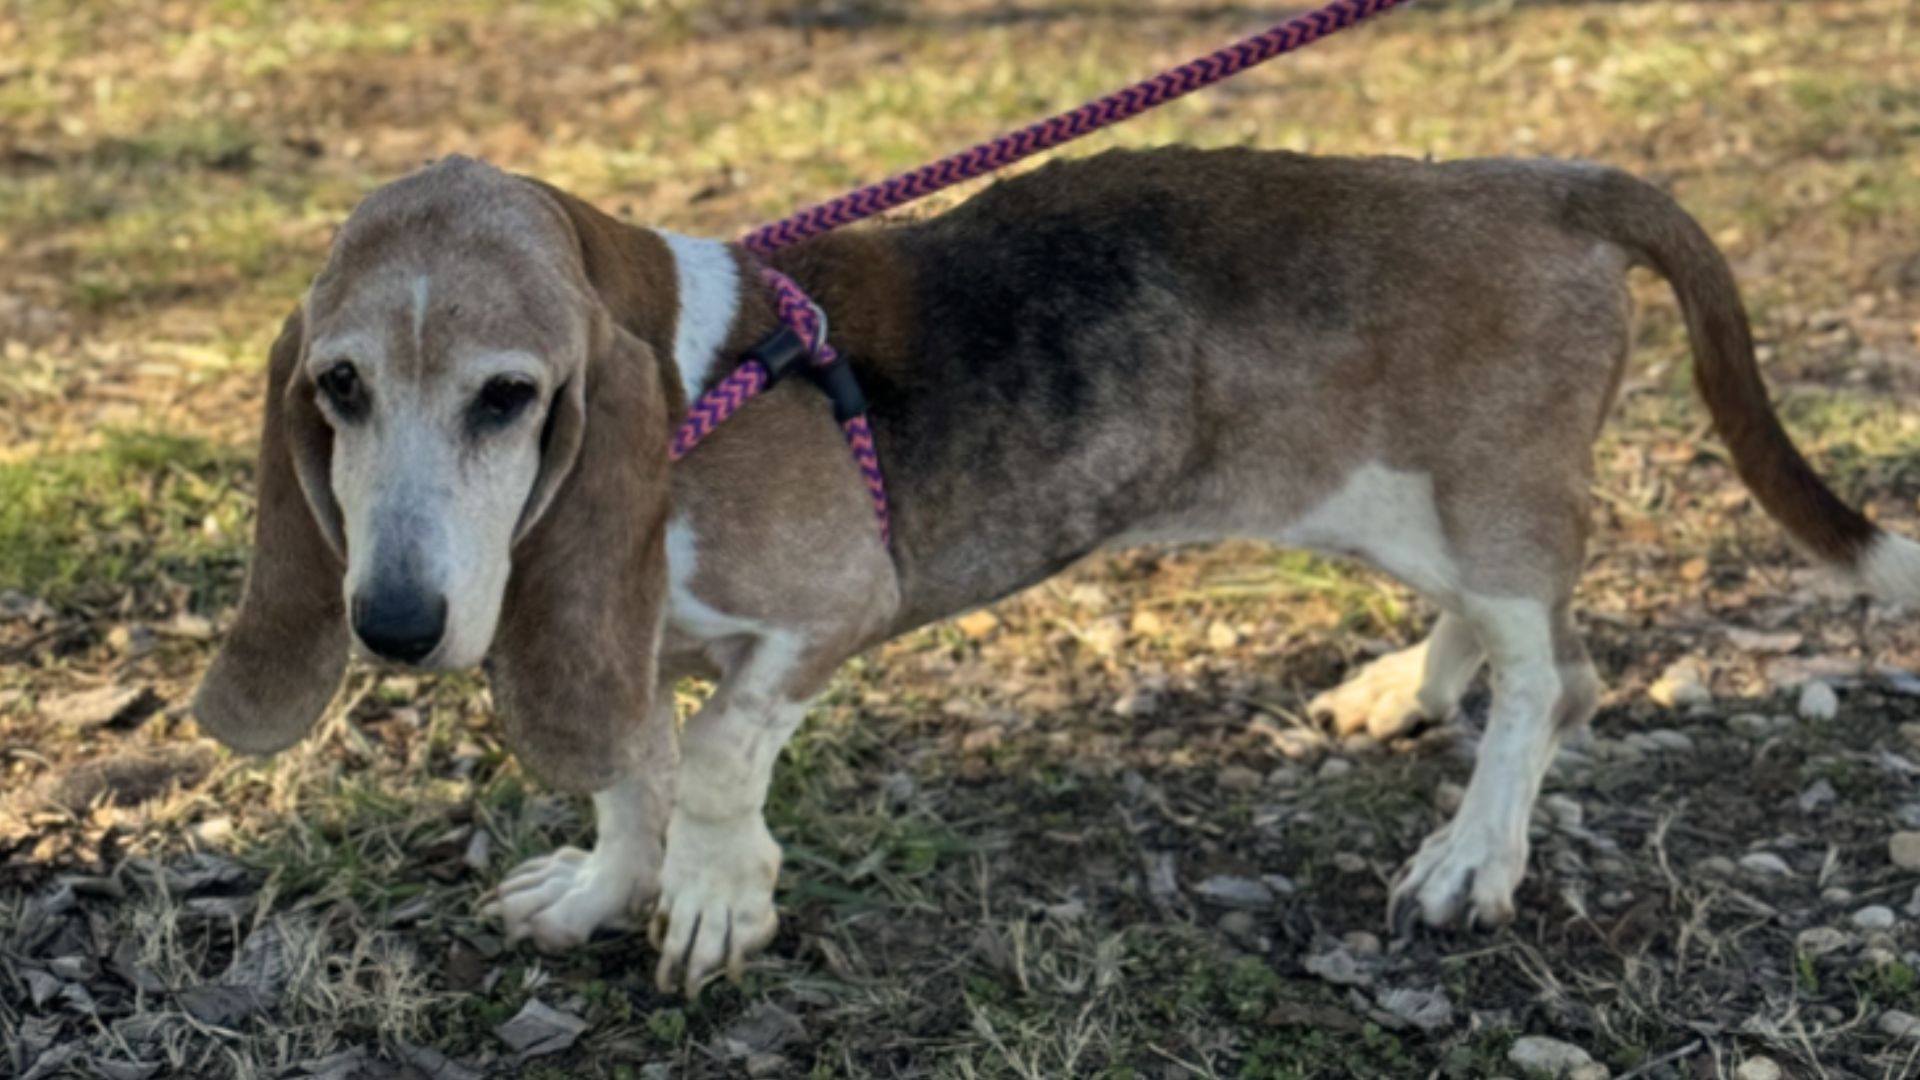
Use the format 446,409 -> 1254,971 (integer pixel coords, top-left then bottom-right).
672,0 -> 1420,545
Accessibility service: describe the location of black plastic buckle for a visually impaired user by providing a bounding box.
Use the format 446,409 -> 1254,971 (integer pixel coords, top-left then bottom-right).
808,355 -> 869,423
745,326 -> 811,385
742,325 -> 870,423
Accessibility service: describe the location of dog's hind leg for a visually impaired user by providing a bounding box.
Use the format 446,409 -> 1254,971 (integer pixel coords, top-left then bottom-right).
1308,613 -> 1485,739
1388,518 -> 1600,930
484,698 -> 676,950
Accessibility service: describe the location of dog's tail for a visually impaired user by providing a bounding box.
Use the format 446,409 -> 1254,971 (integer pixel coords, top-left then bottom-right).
1563,164 -> 1920,603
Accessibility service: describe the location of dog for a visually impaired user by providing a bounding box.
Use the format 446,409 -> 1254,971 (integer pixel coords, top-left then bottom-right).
192,148 -> 1920,995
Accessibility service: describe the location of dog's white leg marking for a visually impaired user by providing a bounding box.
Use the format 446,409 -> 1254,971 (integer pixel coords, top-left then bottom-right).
657,230 -> 739,397
484,703 -> 673,950
1390,595 -> 1572,930
410,274 -> 429,353
651,664 -> 808,996
1309,613 -> 1484,739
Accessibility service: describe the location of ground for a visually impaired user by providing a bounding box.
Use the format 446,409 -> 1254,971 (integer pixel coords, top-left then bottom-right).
3,0 -> 1920,1077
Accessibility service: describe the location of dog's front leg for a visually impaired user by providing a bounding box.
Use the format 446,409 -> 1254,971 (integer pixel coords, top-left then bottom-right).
484,698 -> 675,950
649,660 -> 810,996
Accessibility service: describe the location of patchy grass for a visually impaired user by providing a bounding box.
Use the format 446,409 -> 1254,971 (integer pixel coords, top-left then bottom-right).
5,0 -> 1920,1077
0,431 -> 251,606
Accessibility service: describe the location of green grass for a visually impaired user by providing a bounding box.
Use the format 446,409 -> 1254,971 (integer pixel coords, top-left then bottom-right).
0,430 -> 252,605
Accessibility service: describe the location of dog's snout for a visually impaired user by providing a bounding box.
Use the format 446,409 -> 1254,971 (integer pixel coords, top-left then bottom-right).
351,587 -> 448,665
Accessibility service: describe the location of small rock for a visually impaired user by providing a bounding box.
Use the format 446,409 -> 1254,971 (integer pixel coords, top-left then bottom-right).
1648,660 -> 1711,708
1194,875 -> 1275,909
1207,621 -> 1241,649
1881,1009 -> 1920,1039
1128,609 -> 1164,636
1266,764 -> 1305,787
1797,779 -> 1837,813
1508,1034 -> 1598,1078
1318,757 -> 1353,780
192,816 -> 235,845
1733,1058 -> 1781,1080
1435,781 -> 1466,815
1570,1066 -> 1610,1080
1540,794 -> 1583,830
1907,883 -> 1920,918
640,1066 -> 673,1080
1852,905 -> 1897,931
1695,855 -> 1737,878
1219,910 -> 1256,938
1796,926 -> 1852,957
1645,728 -> 1695,752
1261,873 -> 1297,896
1739,852 -> 1793,877
1332,852 -> 1368,875
1892,832 -> 1920,871
1861,946 -> 1901,970
1797,681 -> 1840,721
1821,886 -> 1855,906
1217,765 -> 1263,791
1343,931 -> 1382,957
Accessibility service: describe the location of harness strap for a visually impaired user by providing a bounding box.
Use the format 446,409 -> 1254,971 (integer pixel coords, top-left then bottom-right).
669,0 -> 1421,546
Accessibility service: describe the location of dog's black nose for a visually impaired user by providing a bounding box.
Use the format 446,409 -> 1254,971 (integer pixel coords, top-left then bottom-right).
351,588 -> 447,665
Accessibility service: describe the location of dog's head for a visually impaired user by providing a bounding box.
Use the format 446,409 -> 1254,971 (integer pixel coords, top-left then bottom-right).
194,156 -> 678,790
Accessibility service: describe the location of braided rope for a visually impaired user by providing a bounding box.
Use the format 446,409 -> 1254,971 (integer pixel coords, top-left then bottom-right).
741,0 -> 1416,256
670,0 -> 1419,544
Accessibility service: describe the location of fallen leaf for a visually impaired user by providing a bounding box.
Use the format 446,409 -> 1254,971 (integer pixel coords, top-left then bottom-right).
955,610 -> 1000,639
494,998 -> 589,1056
176,984 -> 268,1027
40,684 -> 162,730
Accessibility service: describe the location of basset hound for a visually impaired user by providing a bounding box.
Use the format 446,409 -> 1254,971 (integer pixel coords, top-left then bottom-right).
193,149 -> 1919,995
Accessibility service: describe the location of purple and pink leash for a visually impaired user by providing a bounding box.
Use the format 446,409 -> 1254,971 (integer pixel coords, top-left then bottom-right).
670,0 -> 1422,546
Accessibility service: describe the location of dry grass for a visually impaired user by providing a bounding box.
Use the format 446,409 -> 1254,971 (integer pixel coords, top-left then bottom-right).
4,0 -> 1920,1076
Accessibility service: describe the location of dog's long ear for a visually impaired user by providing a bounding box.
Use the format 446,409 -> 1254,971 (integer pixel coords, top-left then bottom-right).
194,310 -> 351,753
487,310 -> 674,793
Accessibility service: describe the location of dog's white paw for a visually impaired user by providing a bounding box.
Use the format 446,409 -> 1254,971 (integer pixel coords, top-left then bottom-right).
1309,646 -> 1447,739
1389,819 -> 1528,933
650,811 -> 782,997
482,842 -> 660,952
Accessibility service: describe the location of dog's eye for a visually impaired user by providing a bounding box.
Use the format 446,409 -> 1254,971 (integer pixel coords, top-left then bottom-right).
316,362 -> 363,416
475,376 -> 538,426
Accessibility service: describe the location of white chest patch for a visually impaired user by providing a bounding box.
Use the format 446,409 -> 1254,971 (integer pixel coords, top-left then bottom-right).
665,517 -> 762,642
657,231 -> 740,399
1276,463 -> 1459,599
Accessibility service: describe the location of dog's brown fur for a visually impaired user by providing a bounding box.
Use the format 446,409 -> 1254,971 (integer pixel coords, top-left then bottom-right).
195,148 -> 1917,994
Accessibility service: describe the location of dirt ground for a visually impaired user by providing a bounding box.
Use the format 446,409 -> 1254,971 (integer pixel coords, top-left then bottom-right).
4,0 -> 1920,1077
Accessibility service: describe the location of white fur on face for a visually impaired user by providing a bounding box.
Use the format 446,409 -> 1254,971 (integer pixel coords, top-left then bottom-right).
314,322 -> 551,670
